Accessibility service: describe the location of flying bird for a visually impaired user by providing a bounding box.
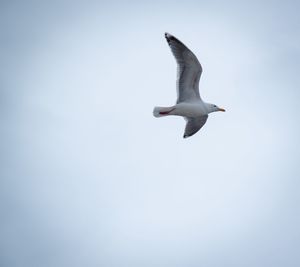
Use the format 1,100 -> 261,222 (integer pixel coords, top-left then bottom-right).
153,33 -> 225,138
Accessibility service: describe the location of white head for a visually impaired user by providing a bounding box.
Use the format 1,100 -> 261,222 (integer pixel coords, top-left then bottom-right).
206,103 -> 226,114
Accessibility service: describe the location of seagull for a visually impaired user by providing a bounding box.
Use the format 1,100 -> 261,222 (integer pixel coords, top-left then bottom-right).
153,33 -> 225,138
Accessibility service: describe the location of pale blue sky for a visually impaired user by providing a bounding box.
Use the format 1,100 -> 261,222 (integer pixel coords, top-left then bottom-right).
1,1 -> 300,266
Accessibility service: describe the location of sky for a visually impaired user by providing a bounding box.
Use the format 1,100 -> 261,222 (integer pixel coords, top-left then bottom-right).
1,0 -> 300,266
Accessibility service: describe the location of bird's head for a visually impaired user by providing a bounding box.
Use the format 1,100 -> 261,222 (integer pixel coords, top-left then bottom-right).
207,103 -> 226,113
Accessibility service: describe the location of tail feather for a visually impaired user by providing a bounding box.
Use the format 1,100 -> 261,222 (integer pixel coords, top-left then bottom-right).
153,106 -> 174,118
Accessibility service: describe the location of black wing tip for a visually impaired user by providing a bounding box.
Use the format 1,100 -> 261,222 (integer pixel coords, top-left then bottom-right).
165,32 -> 174,43
164,32 -> 186,47
165,32 -> 172,38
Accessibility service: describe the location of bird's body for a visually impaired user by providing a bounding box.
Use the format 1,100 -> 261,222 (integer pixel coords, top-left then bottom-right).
154,101 -> 208,118
153,32 -> 225,138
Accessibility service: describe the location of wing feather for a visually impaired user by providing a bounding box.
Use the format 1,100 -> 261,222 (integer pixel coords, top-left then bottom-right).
165,33 -> 202,103
183,115 -> 208,138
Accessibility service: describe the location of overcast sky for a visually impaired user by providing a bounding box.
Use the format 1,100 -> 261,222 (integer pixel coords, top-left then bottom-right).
1,0 -> 300,266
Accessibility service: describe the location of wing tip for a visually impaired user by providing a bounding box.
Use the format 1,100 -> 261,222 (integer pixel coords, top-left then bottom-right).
165,32 -> 172,38
165,32 -> 186,48
165,32 -> 174,43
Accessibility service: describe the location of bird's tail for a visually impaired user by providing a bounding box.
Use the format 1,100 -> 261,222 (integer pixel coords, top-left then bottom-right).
153,106 -> 175,117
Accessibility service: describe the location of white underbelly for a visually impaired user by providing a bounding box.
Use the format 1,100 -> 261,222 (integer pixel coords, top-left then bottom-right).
172,102 -> 207,117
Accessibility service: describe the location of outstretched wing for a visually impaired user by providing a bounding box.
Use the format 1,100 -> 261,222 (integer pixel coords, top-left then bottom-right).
183,115 -> 208,138
165,32 -> 203,104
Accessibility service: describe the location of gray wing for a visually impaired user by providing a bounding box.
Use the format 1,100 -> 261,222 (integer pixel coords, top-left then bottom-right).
183,115 -> 208,138
165,33 -> 203,104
